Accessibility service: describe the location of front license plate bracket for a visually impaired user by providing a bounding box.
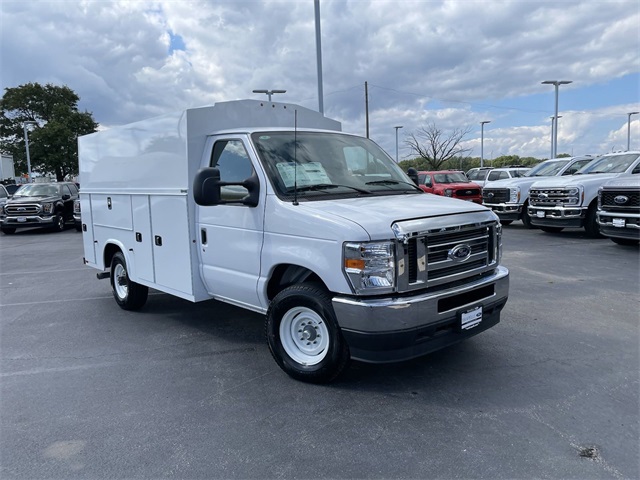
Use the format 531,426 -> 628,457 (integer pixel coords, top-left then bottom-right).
460,306 -> 482,331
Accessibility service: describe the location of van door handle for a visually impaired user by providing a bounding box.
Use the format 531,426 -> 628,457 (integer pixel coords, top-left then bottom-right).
201,228 -> 207,245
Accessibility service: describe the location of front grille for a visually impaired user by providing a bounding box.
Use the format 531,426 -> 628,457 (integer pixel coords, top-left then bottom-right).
483,188 -> 509,203
5,204 -> 41,215
529,188 -> 578,207
454,188 -> 480,198
600,190 -> 640,212
400,223 -> 496,292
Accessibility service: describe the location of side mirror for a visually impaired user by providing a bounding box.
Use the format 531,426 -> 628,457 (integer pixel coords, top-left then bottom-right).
62,194 -> 71,200
407,168 -> 419,186
193,167 -> 260,208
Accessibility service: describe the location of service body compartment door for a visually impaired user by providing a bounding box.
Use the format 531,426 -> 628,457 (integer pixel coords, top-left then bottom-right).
81,194 -> 96,264
150,195 -> 193,295
131,195 -> 155,283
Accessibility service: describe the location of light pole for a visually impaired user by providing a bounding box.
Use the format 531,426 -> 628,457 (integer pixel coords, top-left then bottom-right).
23,121 -> 37,183
627,111 -> 639,151
252,89 -> 287,102
480,121 -> 491,167
394,126 -> 403,163
549,116 -> 562,158
542,80 -> 572,157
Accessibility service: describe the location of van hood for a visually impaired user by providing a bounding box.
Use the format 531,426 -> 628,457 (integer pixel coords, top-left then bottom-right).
301,193 -> 490,238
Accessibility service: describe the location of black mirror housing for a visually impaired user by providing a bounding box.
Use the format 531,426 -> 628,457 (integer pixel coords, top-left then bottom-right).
193,167 -> 260,207
407,167 -> 419,186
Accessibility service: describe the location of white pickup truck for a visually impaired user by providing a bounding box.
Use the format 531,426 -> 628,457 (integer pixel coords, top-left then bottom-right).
482,155 -> 594,227
78,100 -> 509,383
528,151 -> 640,236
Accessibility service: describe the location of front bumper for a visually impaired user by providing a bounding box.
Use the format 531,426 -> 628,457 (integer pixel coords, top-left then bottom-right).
332,266 -> 509,363
2,215 -> 58,229
485,203 -> 522,221
597,211 -> 640,240
527,206 -> 585,228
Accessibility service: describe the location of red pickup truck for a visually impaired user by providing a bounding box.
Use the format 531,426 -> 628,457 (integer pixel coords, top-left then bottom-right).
417,170 -> 483,204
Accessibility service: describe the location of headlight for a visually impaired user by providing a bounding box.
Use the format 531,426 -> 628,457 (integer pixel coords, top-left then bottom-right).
73,200 -> 81,214
597,187 -> 603,209
343,241 -> 396,294
444,189 -> 453,197
42,203 -> 54,214
565,186 -> 582,205
509,187 -> 520,203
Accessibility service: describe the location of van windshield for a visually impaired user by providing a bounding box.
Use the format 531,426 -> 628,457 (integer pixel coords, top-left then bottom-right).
251,131 -> 421,199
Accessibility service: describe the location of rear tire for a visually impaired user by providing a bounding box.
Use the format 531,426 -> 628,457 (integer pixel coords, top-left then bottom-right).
539,226 -> 564,233
266,283 -> 350,383
110,252 -> 148,310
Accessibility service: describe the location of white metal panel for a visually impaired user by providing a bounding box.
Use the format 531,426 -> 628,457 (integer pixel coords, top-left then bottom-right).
131,195 -> 155,283
91,194 -> 133,230
80,194 -> 96,265
150,195 -> 193,295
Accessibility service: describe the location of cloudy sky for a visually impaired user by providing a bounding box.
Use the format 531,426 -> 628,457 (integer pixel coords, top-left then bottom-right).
2,0 -> 639,161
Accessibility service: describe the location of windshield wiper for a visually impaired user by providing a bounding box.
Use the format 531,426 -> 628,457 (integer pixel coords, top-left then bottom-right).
365,179 -> 423,192
286,183 -> 371,194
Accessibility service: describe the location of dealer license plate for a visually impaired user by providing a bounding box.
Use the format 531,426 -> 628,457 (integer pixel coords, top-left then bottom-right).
461,306 -> 482,330
536,211 -> 545,218
612,218 -> 626,228
17,217 -> 27,222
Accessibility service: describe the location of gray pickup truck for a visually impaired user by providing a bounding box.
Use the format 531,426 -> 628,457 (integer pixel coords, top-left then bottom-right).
597,175 -> 640,245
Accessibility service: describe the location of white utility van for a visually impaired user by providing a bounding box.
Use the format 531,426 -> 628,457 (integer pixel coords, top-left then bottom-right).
79,100 -> 509,383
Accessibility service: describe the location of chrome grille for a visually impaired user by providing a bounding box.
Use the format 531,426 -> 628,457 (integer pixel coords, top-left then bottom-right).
529,188 -> 578,207
400,222 -> 497,292
483,188 -> 509,203
5,204 -> 41,215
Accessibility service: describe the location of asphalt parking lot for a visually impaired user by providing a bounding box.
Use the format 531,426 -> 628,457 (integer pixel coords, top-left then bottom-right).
1,224 -> 638,479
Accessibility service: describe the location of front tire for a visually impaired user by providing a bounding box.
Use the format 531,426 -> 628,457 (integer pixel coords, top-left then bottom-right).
611,237 -> 639,246
584,204 -> 603,238
521,202 -> 535,229
500,220 -> 513,226
266,283 -> 350,383
110,252 -> 148,310
1,227 -> 16,235
51,214 -> 65,232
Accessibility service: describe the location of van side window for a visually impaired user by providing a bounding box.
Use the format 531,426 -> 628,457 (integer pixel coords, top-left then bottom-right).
210,140 -> 255,202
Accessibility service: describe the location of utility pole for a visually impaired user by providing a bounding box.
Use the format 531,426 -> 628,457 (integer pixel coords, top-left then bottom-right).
365,81 -> 369,138
314,0 -> 324,114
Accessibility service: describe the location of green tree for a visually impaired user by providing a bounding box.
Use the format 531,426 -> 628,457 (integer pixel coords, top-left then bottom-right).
405,123 -> 472,170
0,83 -> 98,181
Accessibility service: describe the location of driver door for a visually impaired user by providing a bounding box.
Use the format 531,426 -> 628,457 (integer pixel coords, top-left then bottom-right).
197,136 -> 266,310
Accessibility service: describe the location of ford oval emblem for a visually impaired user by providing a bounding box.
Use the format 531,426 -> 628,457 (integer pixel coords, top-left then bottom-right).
537,193 -> 548,199
614,195 -> 629,205
487,192 -> 494,198
448,244 -> 472,262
